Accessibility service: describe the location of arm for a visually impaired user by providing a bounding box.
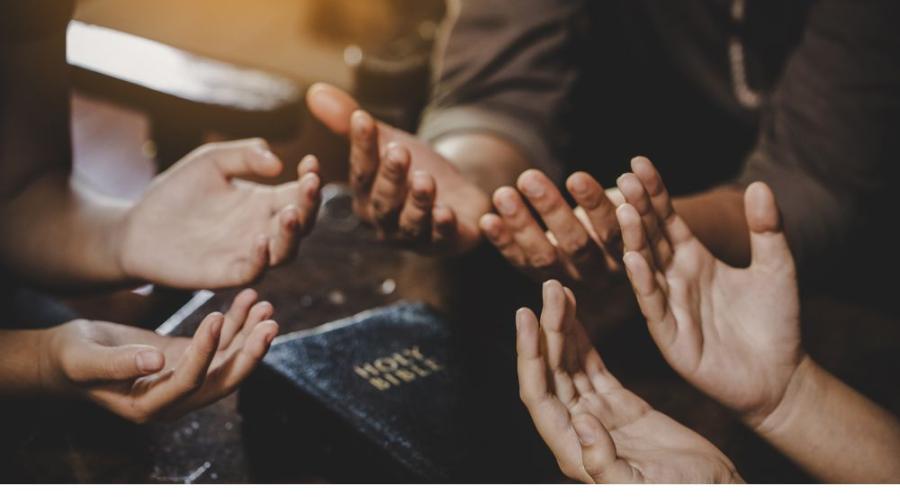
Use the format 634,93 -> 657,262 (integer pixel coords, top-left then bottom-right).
758,357 -> 900,483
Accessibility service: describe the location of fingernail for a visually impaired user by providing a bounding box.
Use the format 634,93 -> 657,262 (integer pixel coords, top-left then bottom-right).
570,176 -> 588,195
573,417 -> 598,446
495,192 -> 517,216
521,177 -> 545,199
136,350 -> 164,373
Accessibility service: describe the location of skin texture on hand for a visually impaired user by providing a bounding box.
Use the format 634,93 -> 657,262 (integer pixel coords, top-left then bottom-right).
120,139 -> 321,289
481,169 -> 624,285
306,83 -> 490,255
517,280 -> 742,483
42,289 -> 278,423
615,156 -> 804,427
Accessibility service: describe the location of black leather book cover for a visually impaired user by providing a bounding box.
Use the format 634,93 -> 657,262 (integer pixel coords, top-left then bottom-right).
238,302 -> 559,483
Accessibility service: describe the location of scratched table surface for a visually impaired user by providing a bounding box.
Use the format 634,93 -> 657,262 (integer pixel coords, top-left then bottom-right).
2,186 -> 899,483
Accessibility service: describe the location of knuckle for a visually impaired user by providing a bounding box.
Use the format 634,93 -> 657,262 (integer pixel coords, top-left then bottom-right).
528,252 -> 558,270
560,234 -> 591,258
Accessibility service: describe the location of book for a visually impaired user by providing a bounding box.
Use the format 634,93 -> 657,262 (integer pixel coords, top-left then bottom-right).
239,302 -> 560,483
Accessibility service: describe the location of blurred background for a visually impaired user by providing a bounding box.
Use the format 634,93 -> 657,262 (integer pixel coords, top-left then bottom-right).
71,0 -> 445,200
67,0 -> 446,323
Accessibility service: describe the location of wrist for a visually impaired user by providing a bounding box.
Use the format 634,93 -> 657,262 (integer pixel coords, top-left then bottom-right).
70,177 -> 138,284
38,320 -> 95,396
748,354 -> 820,437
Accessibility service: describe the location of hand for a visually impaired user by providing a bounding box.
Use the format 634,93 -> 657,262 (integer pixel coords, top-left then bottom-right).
615,156 -> 805,427
517,280 -> 742,483
306,83 -> 489,254
480,169 -> 624,286
44,289 -> 278,423
120,139 -> 321,289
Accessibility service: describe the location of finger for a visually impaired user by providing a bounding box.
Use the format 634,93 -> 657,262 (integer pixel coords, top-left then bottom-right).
139,313 -> 223,414
480,214 -> 528,269
631,157 -> 695,247
268,205 -> 302,266
516,308 -> 548,405
196,138 -> 283,179
396,170 -> 435,243
540,280 -> 572,375
298,153 -> 320,178
206,320 -> 279,398
617,172 -> 673,269
615,203 -> 656,274
269,171 -> 321,265
226,300 -> 274,351
572,414 -> 640,483
431,205 -> 458,251
745,182 -> 794,272
219,289 -> 258,348
518,170 -> 605,274
369,143 -> 410,233
494,187 -> 559,273
517,306 -> 589,482
567,172 -> 623,257
62,342 -> 165,383
305,82 -> 359,136
622,251 -> 676,345
273,158 -> 322,212
349,110 -> 380,211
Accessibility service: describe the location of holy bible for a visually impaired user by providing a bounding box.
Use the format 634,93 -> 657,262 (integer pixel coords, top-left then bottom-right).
238,302 -> 560,483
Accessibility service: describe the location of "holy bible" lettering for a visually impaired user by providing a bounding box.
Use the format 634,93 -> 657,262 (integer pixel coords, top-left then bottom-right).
353,346 -> 444,391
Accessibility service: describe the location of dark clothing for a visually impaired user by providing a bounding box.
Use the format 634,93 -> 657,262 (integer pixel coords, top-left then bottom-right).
0,0 -> 74,197
420,0 -> 900,278
1,0 -> 75,326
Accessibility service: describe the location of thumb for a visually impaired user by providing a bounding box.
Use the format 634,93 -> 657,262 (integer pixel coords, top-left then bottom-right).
744,182 -> 794,271
63,343 -> 165,383
572,414 -> 639,483
306,82 -> 359,136
195,138 -> 283,179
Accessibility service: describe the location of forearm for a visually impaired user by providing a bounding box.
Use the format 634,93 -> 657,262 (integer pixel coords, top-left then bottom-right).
673,185 -> 750,267
0,326 -> 55,395
433,132 -> 533,196
754,356 -> 900,483
0,172 -> 132,290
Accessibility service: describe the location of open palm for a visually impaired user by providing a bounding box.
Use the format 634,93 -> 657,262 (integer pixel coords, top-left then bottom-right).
615,157 -> 804,426
53,289 -> 278,423
517,280 -> 741,483
121,139 -> 321,289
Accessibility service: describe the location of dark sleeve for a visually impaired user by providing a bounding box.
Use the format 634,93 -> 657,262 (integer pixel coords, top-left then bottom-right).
0,0 -> 74,198
417,0 -> 586,181
738,0 -> 900,269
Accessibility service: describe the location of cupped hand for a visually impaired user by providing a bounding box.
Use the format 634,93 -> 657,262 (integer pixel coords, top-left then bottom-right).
306,83 -> 489,255
46,289 -> 278,423
615,156 -> 805,427
120,139 -> 321,289
517,280 -> 742,483
480,169 -> 624,286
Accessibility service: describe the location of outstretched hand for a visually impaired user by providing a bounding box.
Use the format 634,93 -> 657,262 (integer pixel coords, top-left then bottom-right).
517,280 -> 742,483
616,156 -> 805,427
481,169 -> 624,285
306,83 -> 489,255
120,139 -> 321,289
46,289 -> 278,423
